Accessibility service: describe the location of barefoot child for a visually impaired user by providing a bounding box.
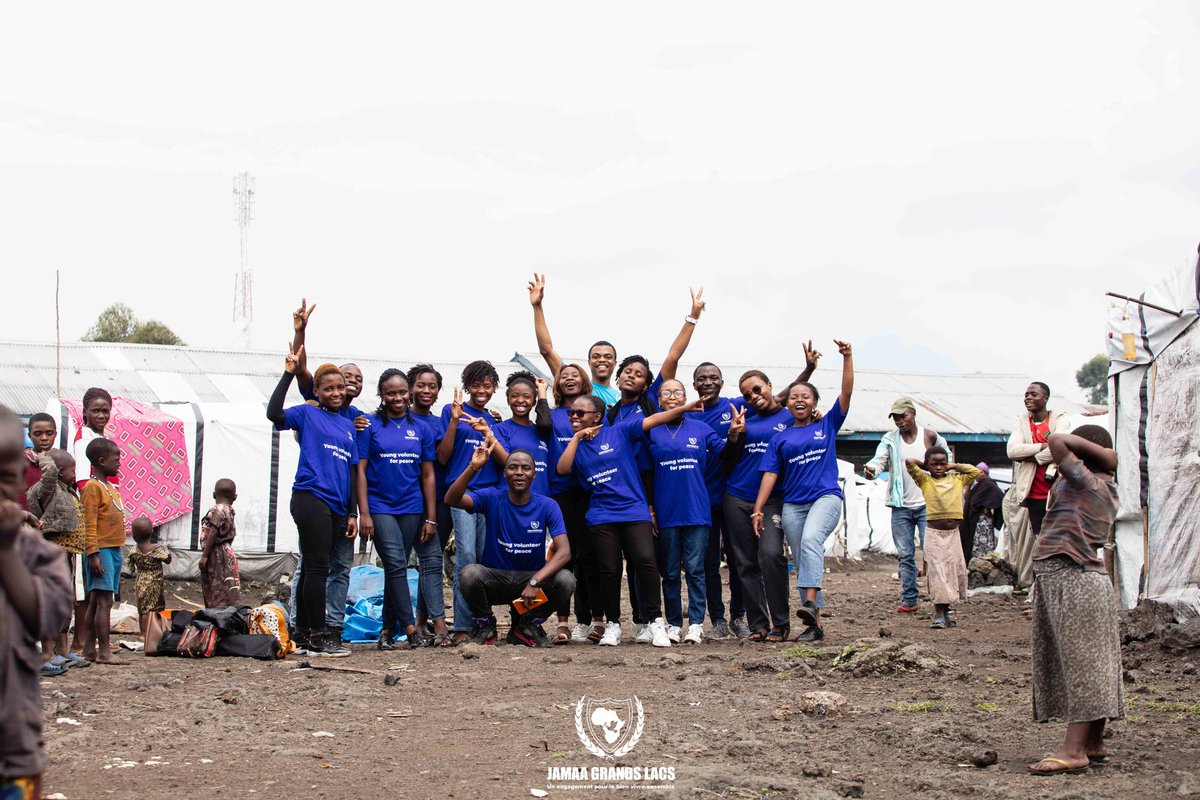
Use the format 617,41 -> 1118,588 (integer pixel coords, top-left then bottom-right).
1027,425 -> 1121,776
79,437 -> 126,664
0,405 -> 73,798
27,448 -> 91,675
199,479 -> 241,608
904,449 -> 981,628
126,517 -> 170,648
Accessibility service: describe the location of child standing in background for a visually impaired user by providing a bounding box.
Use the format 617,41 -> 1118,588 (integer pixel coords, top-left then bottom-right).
905,449 -> 981,629
127,517 -> 170,649
199,479 -> 241,608
0,405 -> 73,799
21,413 -> 58,511
80,437 -> 126,664
73,387 -> 113,490
27,448 -> 91,675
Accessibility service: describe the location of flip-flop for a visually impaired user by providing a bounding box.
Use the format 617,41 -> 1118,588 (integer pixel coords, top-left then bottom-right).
1027,757 -> 1089,776
40,661 -> 68,677
64,652 -> 91,668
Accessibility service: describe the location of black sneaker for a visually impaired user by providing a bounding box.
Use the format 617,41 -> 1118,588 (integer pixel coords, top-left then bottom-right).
293,629 -> 311,656
507,619 -> 552,648
794,624 -> 824,642
795,600 -> 819,628
468,617 -> 498,646
311,632 -> 351,658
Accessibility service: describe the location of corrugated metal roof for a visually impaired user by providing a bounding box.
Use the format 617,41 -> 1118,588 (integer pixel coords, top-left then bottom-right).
519,351 -> 1086,435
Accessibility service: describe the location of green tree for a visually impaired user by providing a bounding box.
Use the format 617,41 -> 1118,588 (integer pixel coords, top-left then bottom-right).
82,303 -> 186,346
1076,353 -> 1109,404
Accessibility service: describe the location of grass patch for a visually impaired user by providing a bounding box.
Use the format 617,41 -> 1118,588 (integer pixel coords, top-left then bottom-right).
893,700 -> 955,713
976,702 -> 1000,713
782,645 -> 829,659
1145,700 -> 1200,716
832,641 -> 872,667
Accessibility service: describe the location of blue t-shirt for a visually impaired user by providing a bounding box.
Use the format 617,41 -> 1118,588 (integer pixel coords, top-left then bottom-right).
439,404 -> 500,491
591,382 -> 620,407
725,406 -> 793,502
759,399 -> 848,504
546,407 -> 578,496
356,414 -> 436,515
409,410 -> 447,496
277,403 -> 359,514
695,396 -> 748,507
637,418 -> 725,528
570,416 -> 651,525
492,419 -> 551,496
467,487 -> 567,572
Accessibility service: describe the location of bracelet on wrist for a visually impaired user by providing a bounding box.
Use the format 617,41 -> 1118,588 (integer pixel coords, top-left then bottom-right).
424,519 -> 438,526
684,315 -> 698,325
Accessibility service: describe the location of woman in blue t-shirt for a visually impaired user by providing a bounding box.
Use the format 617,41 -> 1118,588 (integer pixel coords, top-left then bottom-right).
753,340 -> 854,642
490,371 -> 552,496
556,393 -> 705,647
266,343 -> 358,658
538,363 -> 601,643
722,369 -> 795,643
641,379 -> 745,645
357,369 -> 444,649
405,364 -> 453,638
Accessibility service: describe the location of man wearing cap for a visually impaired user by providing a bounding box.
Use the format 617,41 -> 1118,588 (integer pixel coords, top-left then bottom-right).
863,397 -> 951,613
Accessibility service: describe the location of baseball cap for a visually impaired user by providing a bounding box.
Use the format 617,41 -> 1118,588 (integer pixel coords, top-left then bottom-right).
889,397 -> 916,417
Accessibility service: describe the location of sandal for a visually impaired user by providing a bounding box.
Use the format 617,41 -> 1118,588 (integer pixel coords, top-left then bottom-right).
40,661 -> 68,677
746,628 -> 770,642
765,625 -> 790,643
585,624 -> 606,644
553,625 -> 571,646
1027,757 -> 1089,776
407,629 -> 432,649
431,632 -> 452,648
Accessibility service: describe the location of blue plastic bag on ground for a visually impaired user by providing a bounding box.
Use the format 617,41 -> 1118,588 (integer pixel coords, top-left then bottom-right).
341,566 -> 420,643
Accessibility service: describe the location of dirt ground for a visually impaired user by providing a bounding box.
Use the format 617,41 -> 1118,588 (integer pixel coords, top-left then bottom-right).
40,553 -> 1200,799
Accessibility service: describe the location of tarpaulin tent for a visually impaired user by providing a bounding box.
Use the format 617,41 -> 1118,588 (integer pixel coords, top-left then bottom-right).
1107,246 -> 1200,617
46,399 -> 303,582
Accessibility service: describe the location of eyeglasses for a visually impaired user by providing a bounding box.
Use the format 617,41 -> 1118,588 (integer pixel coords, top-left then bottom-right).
659,389 -> 686,399
567,409 -> 593,418
741,384 -> 767,401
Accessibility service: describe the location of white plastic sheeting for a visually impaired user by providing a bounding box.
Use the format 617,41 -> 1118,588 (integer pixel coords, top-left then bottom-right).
46,399 -> 304,556
1106,248 -> 1200,617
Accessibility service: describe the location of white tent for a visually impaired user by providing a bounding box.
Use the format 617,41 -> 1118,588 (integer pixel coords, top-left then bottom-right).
1107,246 -> 1200,617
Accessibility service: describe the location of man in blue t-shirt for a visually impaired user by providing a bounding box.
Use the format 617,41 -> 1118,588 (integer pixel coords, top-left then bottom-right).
446,444 -> 575,647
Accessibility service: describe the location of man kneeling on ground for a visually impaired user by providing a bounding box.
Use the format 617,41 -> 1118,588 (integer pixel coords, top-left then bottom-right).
445,440 -> 574,647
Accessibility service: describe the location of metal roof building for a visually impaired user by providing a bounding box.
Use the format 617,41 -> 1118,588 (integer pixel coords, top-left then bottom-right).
1,340 -> 1085,442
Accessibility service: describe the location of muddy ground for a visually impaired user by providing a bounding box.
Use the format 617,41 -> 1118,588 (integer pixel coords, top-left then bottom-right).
40,553 -> 1200,799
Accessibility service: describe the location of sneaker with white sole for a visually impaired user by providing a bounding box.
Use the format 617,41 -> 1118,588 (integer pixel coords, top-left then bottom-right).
634,623 -> 653,644
666,625 -> 682,643
730,617 -> 751,639
598,621 -> 622,646
650,618 -> 671,648
707,620 -> 732,639
570,623 -> 592,642
683,624 -> 703,645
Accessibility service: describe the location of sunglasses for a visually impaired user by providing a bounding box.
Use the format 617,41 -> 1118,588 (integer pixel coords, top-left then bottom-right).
741,384 -> 767,401
567,409 -> 594,418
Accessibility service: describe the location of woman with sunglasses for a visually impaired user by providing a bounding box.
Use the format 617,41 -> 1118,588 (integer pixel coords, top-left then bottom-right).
641,379 -> 745,644
753,340 -> 854,642
722,370 -> 795,642
556,393 -> 705,647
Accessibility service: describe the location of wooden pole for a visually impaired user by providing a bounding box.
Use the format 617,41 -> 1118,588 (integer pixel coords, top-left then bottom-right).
55,269 -> 61,396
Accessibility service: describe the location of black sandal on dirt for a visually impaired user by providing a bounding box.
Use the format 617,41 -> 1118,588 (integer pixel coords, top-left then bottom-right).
407,629 -> 432,649
795,601 -> 819,628
765,625 -> 790,643
431,632 -> 452,647
747,628 -> 770,642
1027,757 -> 1089,776
377,631 -> 397,651
794,625 -> 824,642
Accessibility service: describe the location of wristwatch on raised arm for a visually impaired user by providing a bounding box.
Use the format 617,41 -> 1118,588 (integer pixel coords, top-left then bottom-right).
528,577 -> 540,588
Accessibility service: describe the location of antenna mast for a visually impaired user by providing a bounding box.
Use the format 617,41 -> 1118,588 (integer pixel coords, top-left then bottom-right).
232,172 -> 255,348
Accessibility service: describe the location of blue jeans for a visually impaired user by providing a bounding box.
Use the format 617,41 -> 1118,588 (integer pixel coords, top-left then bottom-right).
372,513 -> 421,633
450,507 -> 487,632
891,506 -> 927,607
656,525 -> 709,627
325,533 -> 355,629
782,495 -> 842,609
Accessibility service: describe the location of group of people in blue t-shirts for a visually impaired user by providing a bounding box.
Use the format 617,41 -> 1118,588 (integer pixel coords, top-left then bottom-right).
266,281 -> 854,656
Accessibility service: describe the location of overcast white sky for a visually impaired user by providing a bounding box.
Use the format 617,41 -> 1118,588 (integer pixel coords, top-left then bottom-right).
3,2 -> 1198,402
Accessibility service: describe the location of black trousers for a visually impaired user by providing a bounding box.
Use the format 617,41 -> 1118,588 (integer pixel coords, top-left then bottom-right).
1027,497 -> 1048,536
591,521 -> 661,623
290,490 -> 347,633
459,564 -> 575,622
723,493 -> 788,632
553,489 -> 601,622
705,503 -> 744,622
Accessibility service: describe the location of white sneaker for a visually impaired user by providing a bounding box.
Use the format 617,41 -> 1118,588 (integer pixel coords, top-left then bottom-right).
650,618 -> 671,648
570,623 -> 591,643
598,621 -> 622,646
683,624 -> 703,645
634,623 -> 652,644
666,625 -> 682,643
